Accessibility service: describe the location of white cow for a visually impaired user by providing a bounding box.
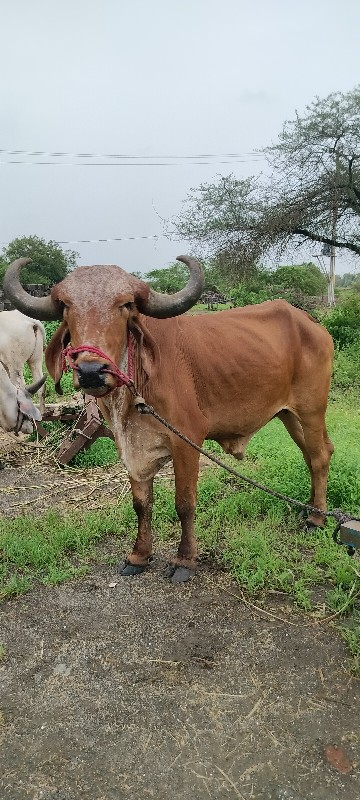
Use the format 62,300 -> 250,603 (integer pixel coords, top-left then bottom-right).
0,361 -> 44,434
0,310 -> 46,413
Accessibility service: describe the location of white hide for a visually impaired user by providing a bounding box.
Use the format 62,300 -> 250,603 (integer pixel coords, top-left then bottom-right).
0,309 -> 46,412
0,362 -> 40,433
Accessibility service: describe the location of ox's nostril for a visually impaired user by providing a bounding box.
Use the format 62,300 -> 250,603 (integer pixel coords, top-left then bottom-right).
76,361 -> 106,389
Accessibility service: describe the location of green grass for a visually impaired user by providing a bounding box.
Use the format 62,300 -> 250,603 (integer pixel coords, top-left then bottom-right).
0,505 -> 131,601
71,437 -> 118,468
24,362 -> 74,402
188,302 -> 233,314
6,345 -> 360,672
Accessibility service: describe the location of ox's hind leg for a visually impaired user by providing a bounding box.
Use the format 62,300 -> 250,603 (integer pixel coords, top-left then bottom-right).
295,413 -> 333,528
118,477 -> 154,576
277,410 -> 311,472
165,443 -> 201,584
301,419 -> 334,528
278,410 -> 333,527
278,410 -> 313,521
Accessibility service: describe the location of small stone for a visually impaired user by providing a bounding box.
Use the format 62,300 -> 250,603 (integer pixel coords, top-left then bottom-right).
108,581 -> 117,588
324,743 -> 353,774
53,662 -> 71,676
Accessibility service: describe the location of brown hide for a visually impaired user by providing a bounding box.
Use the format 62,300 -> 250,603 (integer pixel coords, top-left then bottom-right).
44,266 -> 334,581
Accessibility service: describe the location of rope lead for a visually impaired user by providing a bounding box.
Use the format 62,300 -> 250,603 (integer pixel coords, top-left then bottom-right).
134,398 -> 360,555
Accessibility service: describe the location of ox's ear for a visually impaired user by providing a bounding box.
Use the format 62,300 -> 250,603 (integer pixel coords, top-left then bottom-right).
45,321 -> 70,395
129,318 -> 159,380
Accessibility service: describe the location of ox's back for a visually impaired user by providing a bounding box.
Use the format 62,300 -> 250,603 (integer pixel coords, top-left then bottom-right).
0,310 -> 46,364
145,300 -> 333,436
0,310 -> 47,411
147,300 -> 332,383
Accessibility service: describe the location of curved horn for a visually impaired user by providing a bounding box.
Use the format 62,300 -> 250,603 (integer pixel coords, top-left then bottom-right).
139,255 -> 204,319
3,258 -> 60,320
25,374 -> 47,396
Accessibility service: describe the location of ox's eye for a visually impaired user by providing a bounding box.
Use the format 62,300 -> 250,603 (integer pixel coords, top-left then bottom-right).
122,302 -> 133,311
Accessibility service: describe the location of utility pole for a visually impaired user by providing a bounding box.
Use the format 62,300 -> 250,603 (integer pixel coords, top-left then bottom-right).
328,247 -> 336,306
328,151 -> 340,307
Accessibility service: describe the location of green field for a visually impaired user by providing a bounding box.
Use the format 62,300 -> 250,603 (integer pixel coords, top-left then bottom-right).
1,389 -> 359,670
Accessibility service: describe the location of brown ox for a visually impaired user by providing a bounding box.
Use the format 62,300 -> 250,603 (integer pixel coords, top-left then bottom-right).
4,257 -> 334,583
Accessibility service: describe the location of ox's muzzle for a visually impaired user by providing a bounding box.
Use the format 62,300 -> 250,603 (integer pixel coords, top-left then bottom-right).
75,360 -> 108,391
62,342 -> 135,397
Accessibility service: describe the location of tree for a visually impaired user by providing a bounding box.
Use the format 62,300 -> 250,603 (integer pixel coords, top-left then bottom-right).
144,259 -> 234,298
230,262 -> 327,308
0,235 -> 78,285
264,88 -> 360,257
172,175 -> 262,282
144,262 -> 190,294
201,256 -> 235,294
270,263 -> 327,297
172,87 -> 360,296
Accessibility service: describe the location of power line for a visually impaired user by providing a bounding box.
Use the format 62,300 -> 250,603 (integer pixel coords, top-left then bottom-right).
0,234 -> 165,247
0,147 -> 264,161
0,158 -> 263,167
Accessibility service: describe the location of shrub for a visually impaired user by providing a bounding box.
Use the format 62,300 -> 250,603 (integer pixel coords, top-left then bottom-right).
321,296 -> 360,349
332,339 -> 360,390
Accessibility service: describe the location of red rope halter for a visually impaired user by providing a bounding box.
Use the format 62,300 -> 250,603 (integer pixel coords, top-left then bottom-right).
62,331 -> 135,393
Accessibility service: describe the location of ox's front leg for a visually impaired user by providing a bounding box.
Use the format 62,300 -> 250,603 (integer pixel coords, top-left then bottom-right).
165,444 -> 200,584
118,477 -> 154,576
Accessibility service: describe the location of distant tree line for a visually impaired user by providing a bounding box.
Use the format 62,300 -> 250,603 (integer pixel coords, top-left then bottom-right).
0,235 -> 352,313
141,259 -> 328,309
335,271 -> 360,288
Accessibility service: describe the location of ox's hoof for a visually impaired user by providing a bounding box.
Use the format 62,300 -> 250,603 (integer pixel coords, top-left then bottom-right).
117,560 -> 149,577
304,519 -> 323,531
164,564 -> 196,584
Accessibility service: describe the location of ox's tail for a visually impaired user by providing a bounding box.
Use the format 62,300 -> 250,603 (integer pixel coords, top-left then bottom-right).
32,321 -> 47,350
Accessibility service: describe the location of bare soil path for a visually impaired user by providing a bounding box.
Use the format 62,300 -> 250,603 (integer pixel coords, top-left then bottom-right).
0,432 -> 359,799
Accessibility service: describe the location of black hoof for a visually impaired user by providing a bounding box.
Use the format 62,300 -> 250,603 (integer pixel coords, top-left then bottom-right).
163,564 -> 176,579
164,564 -> 196,584
117,560 -> 148,577
304,519 -> 324,532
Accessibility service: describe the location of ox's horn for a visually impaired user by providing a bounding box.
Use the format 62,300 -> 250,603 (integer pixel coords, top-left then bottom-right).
139,255 -> 204,318
25,374 -> 47,396
3,258 -> 60,321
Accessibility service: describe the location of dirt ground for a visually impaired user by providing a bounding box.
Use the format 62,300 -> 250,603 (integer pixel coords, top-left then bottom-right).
0,432 -> 359,800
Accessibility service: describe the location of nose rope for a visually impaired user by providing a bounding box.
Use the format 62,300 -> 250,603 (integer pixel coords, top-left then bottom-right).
61,331 -> 136,393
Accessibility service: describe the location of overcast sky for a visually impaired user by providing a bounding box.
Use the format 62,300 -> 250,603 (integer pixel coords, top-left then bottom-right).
1,0 -> 359,275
